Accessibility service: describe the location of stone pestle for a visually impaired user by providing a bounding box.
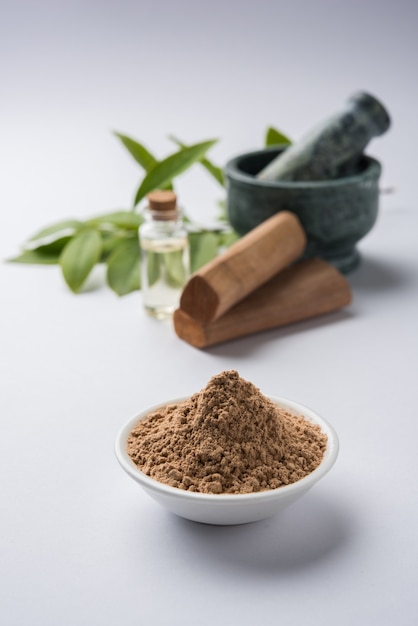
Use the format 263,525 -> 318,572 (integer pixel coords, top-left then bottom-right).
256,92 -> 391,182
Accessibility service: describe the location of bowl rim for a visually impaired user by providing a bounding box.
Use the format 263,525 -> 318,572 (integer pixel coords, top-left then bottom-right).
224,146 -> 381,190
115,395 -> 339,503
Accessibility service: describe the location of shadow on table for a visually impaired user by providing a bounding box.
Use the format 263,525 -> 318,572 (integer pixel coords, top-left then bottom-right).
167,492 -> 356,577
203,309 -> 353,359
201,252 -> 414,359
348,253 -> 413,293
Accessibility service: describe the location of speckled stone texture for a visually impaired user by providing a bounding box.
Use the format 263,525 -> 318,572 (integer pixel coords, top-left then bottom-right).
225,147 -> 382,274
257,92 -> 390,182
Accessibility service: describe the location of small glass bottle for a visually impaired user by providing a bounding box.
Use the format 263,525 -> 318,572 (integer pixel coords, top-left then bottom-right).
139,190 -> 190,319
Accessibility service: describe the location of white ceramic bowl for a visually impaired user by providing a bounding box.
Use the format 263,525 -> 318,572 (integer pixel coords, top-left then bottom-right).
115,395 -> 339,525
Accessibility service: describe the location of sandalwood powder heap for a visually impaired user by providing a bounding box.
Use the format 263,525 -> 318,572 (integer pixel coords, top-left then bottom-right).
127,370 -> 327,494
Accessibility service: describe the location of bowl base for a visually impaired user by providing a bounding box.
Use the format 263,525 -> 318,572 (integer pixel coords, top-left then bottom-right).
324,247 -> 361,274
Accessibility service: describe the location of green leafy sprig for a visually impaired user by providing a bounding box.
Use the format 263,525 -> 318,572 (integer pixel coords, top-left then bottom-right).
8,126 -> 291,296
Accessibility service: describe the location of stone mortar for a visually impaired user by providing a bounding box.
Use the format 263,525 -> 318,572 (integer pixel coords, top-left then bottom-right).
225,146 -> 382,274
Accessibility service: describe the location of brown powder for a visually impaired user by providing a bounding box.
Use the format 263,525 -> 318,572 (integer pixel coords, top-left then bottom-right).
127,370 -> 327,494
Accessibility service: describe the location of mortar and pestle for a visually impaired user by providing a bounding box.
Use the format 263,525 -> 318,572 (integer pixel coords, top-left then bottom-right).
173,92 -> 391,348
225,92 -> 391,274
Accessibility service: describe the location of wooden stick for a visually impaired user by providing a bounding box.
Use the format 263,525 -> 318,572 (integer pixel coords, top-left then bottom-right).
180,211 -> 306,324
173,258 -> 352,349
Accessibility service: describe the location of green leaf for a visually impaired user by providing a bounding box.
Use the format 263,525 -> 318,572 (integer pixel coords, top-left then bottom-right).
26,219 -> 83,247
106,238 -> 141,296
168,135 -> 224,186
38,236 -> 74,254
7,249 -> 61,265
114,133 -> 157,171
216,199 -> 228,222
218,229 -> 239,249
86,211 -> 144,230
99,231 -> 135,260
265,126 -> 292,146
59,229 -> 102,293
189,231 -> 219,273
134,139 -> 218,206
200,157 -> 225,186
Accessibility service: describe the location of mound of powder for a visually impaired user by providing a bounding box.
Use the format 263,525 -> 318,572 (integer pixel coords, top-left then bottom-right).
127,370 -> 327,494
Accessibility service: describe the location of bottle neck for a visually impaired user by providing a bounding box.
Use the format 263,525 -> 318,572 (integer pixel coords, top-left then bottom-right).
143,206 -> 182,223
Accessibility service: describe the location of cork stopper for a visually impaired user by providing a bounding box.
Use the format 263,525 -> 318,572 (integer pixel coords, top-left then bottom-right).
147,190 -> 177,212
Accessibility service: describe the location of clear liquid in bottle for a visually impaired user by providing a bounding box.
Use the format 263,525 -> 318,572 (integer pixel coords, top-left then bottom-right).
141,236 -> 189,319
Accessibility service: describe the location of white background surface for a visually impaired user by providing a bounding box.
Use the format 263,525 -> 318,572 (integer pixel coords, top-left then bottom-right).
1,1 -> 417,625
